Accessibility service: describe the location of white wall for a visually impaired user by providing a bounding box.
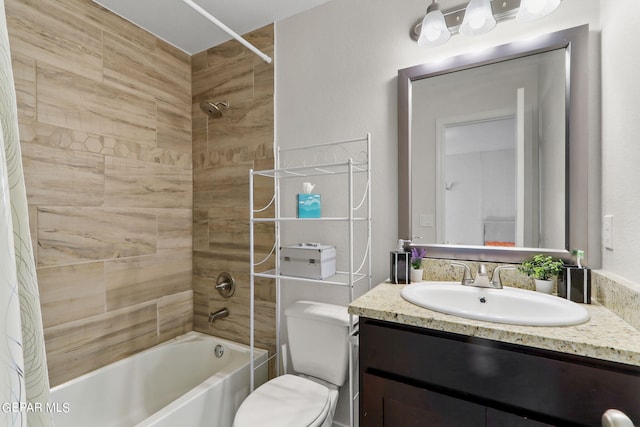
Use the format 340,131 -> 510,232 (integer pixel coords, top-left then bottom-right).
275,0 -> 600,285
600,0 -> 640,282
275,2 -> 601,425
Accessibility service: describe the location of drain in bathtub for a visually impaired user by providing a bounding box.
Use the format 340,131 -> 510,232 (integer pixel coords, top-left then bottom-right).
214,344 -> 224,358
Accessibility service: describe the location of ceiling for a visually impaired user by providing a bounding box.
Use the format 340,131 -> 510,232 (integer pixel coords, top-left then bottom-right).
92,0 -> 334,55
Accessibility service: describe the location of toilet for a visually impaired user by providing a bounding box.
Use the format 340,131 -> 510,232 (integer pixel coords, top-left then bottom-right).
233,300 -> 355,427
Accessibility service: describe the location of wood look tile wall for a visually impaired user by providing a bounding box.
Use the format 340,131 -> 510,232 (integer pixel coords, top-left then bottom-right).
192,26 -> 276,357
6,0 -> 193,386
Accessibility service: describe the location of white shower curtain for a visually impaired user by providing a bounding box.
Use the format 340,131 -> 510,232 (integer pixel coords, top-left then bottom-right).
0,1 -> 52,426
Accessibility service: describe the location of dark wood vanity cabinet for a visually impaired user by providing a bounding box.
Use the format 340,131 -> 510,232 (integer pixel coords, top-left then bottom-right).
362,371 -> 486,427
359,318 -> 640,427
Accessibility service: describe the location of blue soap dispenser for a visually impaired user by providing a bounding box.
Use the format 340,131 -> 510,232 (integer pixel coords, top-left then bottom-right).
390,239 -> 411,284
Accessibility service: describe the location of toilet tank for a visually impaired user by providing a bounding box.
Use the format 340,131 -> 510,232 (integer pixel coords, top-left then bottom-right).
285,301 -> 355,387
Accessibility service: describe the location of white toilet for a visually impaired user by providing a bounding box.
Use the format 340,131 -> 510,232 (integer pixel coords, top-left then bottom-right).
233,300 -> 355,427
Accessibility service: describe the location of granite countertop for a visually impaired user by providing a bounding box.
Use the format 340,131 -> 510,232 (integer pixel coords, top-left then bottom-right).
349,282 -> 640,367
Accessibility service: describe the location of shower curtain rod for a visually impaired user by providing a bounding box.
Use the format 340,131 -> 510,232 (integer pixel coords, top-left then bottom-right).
181,0 -> 273,64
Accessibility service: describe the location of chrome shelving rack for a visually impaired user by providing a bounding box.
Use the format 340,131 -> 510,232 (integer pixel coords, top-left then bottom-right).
248,133 -> 372,427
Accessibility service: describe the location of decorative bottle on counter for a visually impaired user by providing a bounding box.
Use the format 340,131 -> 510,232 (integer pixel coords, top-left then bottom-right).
390,239 -> 410,284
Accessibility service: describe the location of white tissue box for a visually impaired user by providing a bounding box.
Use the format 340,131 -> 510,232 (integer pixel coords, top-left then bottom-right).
280,243 -> 336,279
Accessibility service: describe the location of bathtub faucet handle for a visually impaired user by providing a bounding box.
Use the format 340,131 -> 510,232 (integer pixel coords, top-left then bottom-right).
215,272 -> 236,298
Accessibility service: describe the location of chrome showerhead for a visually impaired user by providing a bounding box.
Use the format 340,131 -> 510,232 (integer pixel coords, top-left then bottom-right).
199,101 -> 229,118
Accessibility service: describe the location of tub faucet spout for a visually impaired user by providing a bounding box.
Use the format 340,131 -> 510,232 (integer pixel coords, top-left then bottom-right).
209,307 -> 229,323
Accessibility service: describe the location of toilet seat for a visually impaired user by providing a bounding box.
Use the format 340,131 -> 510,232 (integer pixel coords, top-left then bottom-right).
233,374 -> 331,427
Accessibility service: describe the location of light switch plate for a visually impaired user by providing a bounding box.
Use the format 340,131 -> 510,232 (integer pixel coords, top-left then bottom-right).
603,214 -> 614,250
419,214 -> 433,227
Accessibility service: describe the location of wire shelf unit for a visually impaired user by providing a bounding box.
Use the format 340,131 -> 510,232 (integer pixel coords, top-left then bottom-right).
248,133 -> 372,427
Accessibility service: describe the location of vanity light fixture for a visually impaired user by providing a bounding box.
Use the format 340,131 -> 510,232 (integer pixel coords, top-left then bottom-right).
418,1 -> 451,47
411,0 -> 562,47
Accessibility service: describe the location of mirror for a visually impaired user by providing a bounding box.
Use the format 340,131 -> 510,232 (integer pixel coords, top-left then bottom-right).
413,49 -> 566,248
398,25 -> 591,263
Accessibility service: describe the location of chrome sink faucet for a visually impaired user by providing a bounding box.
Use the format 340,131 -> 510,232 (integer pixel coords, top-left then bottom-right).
450,262 -> 473,286
450,262 -> 515,289
472,264 -> 492,288
491,265 -> 516,289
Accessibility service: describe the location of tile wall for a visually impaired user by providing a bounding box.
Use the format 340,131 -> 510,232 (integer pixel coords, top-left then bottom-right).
191,26 -> 276,358
6,0 -> 193,386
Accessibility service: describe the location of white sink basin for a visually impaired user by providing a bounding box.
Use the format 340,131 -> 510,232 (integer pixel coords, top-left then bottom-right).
401,282 -> 590,326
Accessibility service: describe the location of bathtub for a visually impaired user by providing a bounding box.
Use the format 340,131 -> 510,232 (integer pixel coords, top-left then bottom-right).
50,332 -> 268,427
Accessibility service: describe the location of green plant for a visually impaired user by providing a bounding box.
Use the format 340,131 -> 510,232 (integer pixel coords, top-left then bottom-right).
410,247 -> 426,270
518,254 -> 564,280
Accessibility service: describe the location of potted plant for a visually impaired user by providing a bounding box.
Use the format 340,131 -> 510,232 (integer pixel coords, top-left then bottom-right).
518,254 -> 564,294
410,247 -> 426,283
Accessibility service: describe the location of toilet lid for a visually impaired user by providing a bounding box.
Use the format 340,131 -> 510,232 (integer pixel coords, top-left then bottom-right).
233,374 -> 331,427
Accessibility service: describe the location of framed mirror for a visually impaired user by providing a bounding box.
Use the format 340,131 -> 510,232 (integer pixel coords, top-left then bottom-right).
398,25 -> 592,263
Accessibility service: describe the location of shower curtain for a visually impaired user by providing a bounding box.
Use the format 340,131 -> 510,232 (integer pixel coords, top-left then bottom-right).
0,1 -> 52,426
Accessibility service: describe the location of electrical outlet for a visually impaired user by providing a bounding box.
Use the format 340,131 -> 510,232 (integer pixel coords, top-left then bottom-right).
603,214 -> 614,250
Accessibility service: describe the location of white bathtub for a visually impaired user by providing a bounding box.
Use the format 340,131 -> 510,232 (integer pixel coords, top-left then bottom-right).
50,332 -> 268,427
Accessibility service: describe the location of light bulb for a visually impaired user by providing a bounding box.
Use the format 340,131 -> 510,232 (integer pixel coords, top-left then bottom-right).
516,0 -> 561,22
524,0 -> 546,14
468,12 -> 486,30
424,24 -> 442,42
459,0 -> 496,36
417,2 -> 451,47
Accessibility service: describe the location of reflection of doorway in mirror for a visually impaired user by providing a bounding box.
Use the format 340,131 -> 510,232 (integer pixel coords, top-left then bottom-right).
437,115 -> 517,246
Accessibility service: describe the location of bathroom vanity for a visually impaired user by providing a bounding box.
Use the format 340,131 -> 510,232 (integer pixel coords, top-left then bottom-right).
350,283 -> 640,426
